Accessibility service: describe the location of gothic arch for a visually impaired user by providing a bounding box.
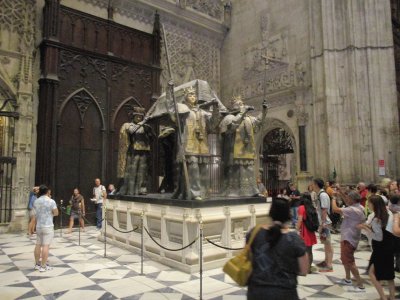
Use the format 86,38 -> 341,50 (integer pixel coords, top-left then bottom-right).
257,117 -> 297,152
58,87 -> 105,130
111,96 -> 143,130
257,117 -> 297,194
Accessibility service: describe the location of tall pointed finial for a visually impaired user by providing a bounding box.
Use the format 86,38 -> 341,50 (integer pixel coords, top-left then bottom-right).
107,0 -> 114,20
153,10 -> 160,36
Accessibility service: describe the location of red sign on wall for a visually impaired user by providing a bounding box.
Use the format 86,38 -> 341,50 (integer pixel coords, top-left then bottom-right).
378,159 -> 385,176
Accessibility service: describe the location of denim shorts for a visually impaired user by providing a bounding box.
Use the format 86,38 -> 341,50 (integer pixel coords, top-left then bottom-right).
320,227 -> 331,243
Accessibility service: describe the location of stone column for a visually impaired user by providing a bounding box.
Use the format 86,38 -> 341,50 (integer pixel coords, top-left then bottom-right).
309,0 -> 399,183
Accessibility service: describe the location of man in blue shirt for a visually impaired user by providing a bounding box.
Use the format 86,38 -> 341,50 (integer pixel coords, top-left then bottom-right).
28,186 -> 39,235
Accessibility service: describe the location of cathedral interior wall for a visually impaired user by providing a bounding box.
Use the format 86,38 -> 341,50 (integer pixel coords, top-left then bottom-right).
1,0 -> 400,231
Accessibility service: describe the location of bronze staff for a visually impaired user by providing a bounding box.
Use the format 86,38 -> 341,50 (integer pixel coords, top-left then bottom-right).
161,22 -> 191,200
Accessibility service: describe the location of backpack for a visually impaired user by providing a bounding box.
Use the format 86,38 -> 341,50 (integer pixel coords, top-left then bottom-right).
303,206 -> 319,232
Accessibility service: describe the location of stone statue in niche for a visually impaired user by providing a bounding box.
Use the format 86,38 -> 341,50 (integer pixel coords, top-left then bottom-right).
172,86 -> 220,200
219,95 -> 268,197
118,107 -> 154,195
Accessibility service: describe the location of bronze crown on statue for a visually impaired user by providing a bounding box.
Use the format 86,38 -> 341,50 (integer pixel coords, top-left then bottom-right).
132,106 -> 145,116
183,86 -> 196,97
230,94 -> 243,110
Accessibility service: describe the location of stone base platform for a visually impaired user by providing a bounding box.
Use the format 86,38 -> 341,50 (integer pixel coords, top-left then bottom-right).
100,194 -> 271,273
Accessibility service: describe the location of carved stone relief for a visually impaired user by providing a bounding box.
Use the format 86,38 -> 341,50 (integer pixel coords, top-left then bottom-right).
0,0 -> 36,95
185,0 -> 224,20
0,0 -> 35,35
0,0 -> 37,229
238,11 -> 308,100
160,25 -> 220,92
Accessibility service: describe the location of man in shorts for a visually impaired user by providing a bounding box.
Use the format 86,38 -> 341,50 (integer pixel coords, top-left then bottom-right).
332,190 -> 366,292
33,185 -> 58,272
313,178 -> 333,272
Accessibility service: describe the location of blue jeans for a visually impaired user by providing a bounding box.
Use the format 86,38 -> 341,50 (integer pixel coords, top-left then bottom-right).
291,206 -> 298,226
96,203 -> 103,229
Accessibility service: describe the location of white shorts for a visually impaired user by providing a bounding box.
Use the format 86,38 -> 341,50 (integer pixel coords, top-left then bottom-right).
36,227 -> 54,245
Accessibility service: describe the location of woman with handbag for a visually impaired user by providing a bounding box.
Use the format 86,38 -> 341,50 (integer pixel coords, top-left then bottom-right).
67,188 -> 85,233
246,198 -> 309,300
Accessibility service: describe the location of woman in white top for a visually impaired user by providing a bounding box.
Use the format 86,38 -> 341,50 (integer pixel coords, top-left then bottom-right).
359,195 -> 395,300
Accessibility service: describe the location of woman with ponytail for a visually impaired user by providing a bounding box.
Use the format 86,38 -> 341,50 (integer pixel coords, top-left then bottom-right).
246,198 -> 308,300
296,193 -> 318,273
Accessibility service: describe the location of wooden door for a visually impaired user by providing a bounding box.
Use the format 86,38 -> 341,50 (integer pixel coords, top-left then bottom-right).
56,89 -> 104,226
36,2 -> 161,221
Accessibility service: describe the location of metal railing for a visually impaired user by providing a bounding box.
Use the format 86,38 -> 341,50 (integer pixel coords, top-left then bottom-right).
0,157 -> 16,223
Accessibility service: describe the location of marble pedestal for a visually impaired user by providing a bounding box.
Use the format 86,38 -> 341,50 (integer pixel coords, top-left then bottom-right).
100,194 -> 270,273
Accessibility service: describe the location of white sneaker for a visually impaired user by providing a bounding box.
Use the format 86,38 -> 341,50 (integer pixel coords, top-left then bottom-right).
39,265 -> 53,272
350,286 -> 366,293
34,264 -> 41,270
335,278 -> 352,286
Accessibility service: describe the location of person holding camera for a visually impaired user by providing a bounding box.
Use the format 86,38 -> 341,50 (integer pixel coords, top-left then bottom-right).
331,190 -> 366,292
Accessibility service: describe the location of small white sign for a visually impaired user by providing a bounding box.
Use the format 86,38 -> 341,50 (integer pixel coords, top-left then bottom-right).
378,159 -> 385,176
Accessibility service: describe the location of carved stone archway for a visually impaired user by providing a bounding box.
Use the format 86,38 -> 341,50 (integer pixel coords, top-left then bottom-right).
256,117 -> 297,196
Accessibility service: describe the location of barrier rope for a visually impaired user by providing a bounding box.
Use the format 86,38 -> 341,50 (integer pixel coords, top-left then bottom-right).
59,207 -> 104,226
143,226 -> 198,251
108,223 -> 140,234
205,237 -> 244,251
82,215 -> 104,226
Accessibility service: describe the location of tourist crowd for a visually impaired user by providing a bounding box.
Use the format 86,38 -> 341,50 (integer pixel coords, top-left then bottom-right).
27,176 -> 400,299
247,177 -> 400,300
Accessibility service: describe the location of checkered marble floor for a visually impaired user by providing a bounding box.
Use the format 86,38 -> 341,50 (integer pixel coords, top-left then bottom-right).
1,228 -> 400,300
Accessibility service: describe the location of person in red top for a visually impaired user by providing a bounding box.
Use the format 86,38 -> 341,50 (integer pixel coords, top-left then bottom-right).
297,193 -> 318,273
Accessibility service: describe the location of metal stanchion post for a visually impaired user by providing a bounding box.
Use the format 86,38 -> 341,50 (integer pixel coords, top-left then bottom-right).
60,200 -> 63,237
140,211 -> 144,275
199,220 -> 203,300
78,209 -> 81,246
104,204 -> 107,258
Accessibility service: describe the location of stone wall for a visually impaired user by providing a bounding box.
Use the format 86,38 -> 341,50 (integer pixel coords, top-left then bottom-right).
221,0 -> 312,185
221,0 -> 400,184
0,0 -> 39,231
309,0 -> 399,183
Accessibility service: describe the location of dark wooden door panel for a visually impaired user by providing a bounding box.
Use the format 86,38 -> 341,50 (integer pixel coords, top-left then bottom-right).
56,91 -> 103,226
36,2 -> 161,218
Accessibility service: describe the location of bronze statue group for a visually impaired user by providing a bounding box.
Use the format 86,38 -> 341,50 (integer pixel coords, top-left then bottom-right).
117,81 -> 268,200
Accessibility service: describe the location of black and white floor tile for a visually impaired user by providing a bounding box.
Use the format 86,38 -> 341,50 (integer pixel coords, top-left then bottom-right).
0,228 -> 400,299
